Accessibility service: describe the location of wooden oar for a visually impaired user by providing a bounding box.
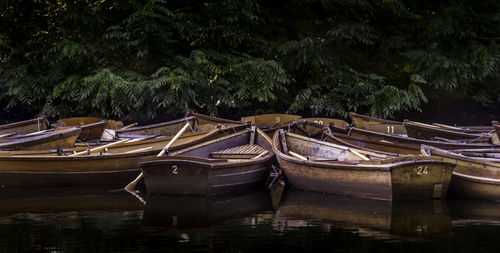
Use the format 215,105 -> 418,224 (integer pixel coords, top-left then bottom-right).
124,122 -> 192,191
69,139 -> 129,156
119,123 -> 138,130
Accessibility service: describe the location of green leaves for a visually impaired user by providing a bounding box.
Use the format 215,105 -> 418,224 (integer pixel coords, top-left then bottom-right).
2,0 -> 500,120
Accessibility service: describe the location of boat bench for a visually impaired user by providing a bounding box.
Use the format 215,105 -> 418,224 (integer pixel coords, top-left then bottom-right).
210,144 -> 266,159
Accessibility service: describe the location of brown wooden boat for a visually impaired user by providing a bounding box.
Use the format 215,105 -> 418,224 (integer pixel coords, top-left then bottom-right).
302,117 -> 349,128
273,189 -> 451,238
404,120 -> 492,142
241,113 -> 302,126
186,110 -> 245,130
56,117 -> 124,130
56,117 -> 122,141
0,127 -> 81,150
0,124 -> 249,188
115,112 -> 243,137
139,127 -> 274,196
349,112 -> 406,135
0,116 -> 49,135
330,125 -> 500,151
422,145 -> 500,201
273,130 -> 454,200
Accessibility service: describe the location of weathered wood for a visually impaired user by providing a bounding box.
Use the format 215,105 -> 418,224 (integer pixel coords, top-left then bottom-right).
273,130 -> 454,200
0,124 -> 248,188
0,116 -> 49,135
139,127 -> 274,195
349,112 -> 406,135
404,120 -> 492,142
423,145 -> 500,201
279,129 -> 289,155
0,127 -> 81,151
69,139 -> 129,156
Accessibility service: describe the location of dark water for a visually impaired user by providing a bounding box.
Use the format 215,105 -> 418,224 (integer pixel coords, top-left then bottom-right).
1,183 -> 500,252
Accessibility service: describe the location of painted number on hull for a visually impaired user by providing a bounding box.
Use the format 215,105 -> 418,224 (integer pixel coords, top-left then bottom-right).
417,166 -> 429,175
387,125 -> 394,134
172,165 -> 179,174
275,116 -> 281,124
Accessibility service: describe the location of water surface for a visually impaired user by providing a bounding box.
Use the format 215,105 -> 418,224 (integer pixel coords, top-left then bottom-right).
1,184 -> 500,252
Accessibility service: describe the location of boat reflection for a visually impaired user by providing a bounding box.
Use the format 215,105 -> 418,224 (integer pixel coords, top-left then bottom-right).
0,186 -> 144,226
142,189 -> 272,230
448,199 -> 500,226
272,189 -> 452,240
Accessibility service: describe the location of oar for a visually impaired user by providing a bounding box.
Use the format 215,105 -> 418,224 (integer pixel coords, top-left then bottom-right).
124,122 -> 192,191
119,123 -> 138,130
68,139 -> 129,156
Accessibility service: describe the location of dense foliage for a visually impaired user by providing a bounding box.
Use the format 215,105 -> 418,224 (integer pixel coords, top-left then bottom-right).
1,0 -> 500,121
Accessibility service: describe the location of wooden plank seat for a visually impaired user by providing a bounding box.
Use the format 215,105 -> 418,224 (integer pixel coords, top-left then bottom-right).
210,144 -> 266,159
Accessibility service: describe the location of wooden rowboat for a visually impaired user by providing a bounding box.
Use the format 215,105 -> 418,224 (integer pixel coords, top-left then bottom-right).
57,117 -> 120,141
330,125 -> 500,151
140,127 -> 274,196
186,110 -> 245,130
241,113 -> 302,126
0,116 -> 49,135
404,120 -> 492,143
0,123 -> 249,188
56,117 -> 124,129
273,130 -> 454,200
116,112 -> 243,137
349,112 -> 406,135
422,145 -> 500,201
0,127 -> 81,150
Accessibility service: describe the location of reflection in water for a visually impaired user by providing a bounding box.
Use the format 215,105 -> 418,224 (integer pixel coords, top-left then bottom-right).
271,186 -> 452,240
0,186 -> 145,252
142,189 -> 273,230
0,186 -> 144,217
448,199 -> 500,226
2,182 -> 500,252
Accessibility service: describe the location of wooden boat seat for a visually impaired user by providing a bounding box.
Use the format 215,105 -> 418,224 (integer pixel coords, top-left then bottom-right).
210,144 -> 266,159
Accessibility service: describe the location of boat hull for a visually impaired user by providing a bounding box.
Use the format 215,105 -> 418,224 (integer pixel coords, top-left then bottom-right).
448,172 -> 500,201
141,158 -> 270,196
276,156 -> 452,200
0,117 -> 48,135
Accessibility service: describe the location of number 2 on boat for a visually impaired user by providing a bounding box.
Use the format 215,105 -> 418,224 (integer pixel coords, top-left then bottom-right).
172,165 -> 178,174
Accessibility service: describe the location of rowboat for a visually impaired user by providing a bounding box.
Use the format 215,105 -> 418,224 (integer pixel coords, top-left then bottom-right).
139,127 -> 274,196
330,125 -> 500,151
116,112 -> 243,137
303,117 -> 349,127
0,127 -> 81,150
186,110 -> 245,130
421,145 -> 500,201
404,120 -> 492,142
273,130 -> 454,200
56,117 -> 124,129
349,112 -> 406,135
0,123 -> 249,188
324,128 -> 421,155
0,116 -> 49,135
273,189 -> 451,238
142,189 -> 271,229
241,113 -> 302,126
56,117 -> 117,141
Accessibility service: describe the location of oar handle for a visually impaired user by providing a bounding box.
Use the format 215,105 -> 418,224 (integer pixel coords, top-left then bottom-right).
157,122 -> 192,156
